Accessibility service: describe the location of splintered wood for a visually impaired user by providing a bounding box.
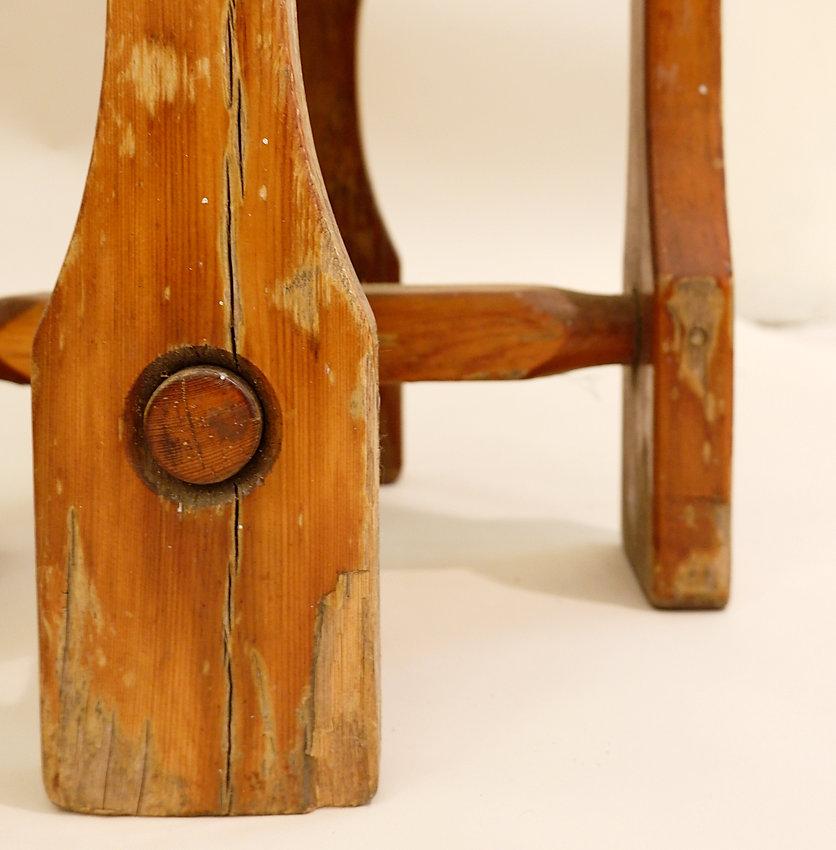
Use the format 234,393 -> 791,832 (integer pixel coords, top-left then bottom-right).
32,0 -> 379,814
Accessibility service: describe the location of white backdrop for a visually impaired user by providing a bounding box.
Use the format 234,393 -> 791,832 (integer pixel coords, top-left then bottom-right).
0,0 -> 835,321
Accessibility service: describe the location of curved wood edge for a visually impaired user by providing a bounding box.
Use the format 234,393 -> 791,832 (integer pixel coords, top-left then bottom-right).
297,0 -> 403,484
622,0 -> 733,609
3,286 -> 636,386
32,0 -> 378,814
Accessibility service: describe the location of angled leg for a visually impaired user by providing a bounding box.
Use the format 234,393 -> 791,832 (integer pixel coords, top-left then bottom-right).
33,0 -> 379,814
623,0 -> 733,608
297,0 -> 403,483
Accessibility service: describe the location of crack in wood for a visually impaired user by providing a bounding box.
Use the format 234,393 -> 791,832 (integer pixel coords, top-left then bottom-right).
222,541 -> 235,814
222,0 -> 245,363
136,721 -> 151,815
220,3 -> 245,809
58,507 -> 79,703
101,709 -> 116,811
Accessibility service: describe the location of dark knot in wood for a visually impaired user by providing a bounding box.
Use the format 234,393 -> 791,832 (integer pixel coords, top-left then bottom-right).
142,366 -> 264,485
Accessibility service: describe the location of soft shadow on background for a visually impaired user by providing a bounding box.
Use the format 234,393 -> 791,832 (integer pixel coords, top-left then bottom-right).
0,494 -> 646,813
380,501 -> 646,611
0,498 -> 50,814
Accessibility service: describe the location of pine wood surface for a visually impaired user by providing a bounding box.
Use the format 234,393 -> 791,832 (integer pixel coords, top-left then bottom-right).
3,284 -> 637,386
32,0 -> 379,815
142,365 -> 265,486
622,0 -> 733,608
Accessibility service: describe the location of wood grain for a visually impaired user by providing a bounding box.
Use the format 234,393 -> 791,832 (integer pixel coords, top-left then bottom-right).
3,285 -> 636,386
370,285 -> 636,382
0,294 -> 42,383
622,0 -> 733,608
142,366 -> 264,486
32,0 -> 379,814
297,0 -> 403,483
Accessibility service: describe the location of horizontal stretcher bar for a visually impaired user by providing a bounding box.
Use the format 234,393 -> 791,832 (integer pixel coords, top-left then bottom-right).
0,285 -> 638,385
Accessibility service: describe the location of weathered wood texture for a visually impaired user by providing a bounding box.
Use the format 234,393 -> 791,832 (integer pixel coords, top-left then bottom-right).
32,0 -> 379,815
623,0 -> 733,608
3,285 -> 636,386
370,285 -> 636,382
297,0 -> 402,483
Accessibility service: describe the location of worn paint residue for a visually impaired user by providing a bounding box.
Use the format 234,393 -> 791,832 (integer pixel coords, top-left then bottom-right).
274,269 -> 321,337
233,569 -> 377,812
119,123 -> 136,158
218,1 -> 246,356
666,277 -> 725,422
250,649 -> 280,791
669,503 -> 731,608
48,508 -> 190,814
308,570 -> 379,806
122,40 -> 211,116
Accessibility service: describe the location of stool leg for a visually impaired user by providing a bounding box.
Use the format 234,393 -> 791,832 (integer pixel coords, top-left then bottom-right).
297,0 -> 403,484
33,0 -> 379,814
623,0 -> 733,608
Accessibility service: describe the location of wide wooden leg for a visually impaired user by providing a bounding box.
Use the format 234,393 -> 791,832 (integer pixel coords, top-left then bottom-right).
297,0 -> 403,484
32,0 -> 379,814
622,0 -> 733,609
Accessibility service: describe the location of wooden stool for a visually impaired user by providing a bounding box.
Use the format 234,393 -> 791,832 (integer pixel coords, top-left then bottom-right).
0,0 -> 731,814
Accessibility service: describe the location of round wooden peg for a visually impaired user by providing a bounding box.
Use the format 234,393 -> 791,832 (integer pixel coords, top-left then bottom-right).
143,365 -> 264,486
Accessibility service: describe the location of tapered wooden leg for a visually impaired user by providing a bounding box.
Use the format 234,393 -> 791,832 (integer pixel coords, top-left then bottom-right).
33,0 -> 379,814
622,0 -> 733,609
297,0 -> 403,483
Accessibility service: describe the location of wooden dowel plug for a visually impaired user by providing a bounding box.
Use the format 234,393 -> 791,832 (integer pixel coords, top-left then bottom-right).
143,366 -> 264,486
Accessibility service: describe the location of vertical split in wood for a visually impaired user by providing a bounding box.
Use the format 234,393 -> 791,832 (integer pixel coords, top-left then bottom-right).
220,0 -> 244,813
221,0 -> 245,361
34,0 -> 379,814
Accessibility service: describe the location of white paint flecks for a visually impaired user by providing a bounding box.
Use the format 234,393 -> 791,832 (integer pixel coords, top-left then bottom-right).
122,40 -> 211,116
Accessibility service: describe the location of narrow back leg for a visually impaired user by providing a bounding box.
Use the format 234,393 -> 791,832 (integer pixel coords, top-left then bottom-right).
297,0 -> 403,483
623,0 -> 733,608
